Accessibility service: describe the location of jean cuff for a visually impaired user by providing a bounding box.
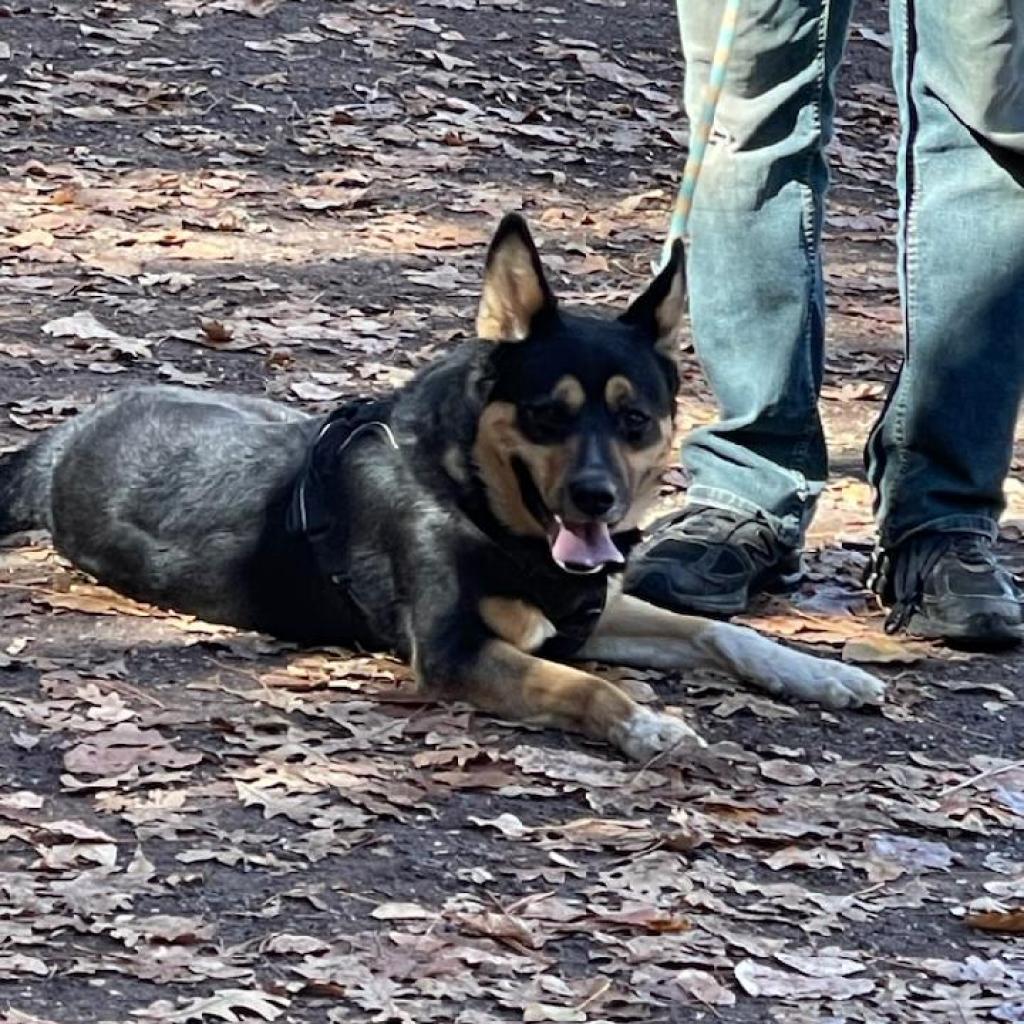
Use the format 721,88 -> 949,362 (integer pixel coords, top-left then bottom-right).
687,484 -> 806,549
882,514 -> 999,550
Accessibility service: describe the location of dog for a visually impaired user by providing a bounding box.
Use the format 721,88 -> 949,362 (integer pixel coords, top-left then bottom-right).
0,214 -> 884,761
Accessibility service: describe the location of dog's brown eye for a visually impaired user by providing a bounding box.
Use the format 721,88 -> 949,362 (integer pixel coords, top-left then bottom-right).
620,408 -> 651,434
520,400 -> 572,436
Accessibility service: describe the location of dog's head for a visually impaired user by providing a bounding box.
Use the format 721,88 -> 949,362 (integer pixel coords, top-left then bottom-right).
471,213 -> 685,574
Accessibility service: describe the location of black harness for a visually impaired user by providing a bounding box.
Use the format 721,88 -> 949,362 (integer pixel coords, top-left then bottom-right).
286,398 -> 641,658
285,397 -> 398,585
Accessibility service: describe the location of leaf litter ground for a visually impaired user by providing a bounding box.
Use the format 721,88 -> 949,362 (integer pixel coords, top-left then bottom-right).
1,1 -> 1023,1021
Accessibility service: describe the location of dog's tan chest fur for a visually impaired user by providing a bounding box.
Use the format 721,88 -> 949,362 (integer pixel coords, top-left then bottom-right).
479,596 -> 557,652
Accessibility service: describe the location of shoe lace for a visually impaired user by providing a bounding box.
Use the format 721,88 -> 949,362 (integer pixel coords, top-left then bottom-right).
675,504 -> 783,563
870,533 -> 998,634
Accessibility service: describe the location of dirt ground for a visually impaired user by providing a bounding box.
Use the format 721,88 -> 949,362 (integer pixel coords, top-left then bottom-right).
1,1 -> 1023,1022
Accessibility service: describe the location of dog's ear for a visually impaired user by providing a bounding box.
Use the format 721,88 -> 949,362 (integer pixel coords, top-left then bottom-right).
619,239 -> 687,357
476,213 -> 556,343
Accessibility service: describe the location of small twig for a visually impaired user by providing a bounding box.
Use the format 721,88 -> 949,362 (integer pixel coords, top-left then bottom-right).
628,722 -> 701,787
87,676 -> 166,709
0,580 -> 73,597
501,890 -> 558,917
914,708 -> 1003,743
851,881 -> 889,899
333,888 -> 392,907
572,977 -> 611,1013
939,757 -> 1024,799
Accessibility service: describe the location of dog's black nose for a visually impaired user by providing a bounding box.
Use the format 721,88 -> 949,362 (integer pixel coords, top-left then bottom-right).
568,476 -> 617,518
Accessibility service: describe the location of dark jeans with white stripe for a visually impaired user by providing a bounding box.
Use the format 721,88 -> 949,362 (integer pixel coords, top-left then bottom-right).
678,0 -> 1024,550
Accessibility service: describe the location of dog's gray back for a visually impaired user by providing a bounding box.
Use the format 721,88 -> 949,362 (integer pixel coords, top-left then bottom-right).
7,386 -> 317,622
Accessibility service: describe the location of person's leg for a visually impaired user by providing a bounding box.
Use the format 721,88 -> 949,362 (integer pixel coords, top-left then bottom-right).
626,0 -> 854,614
680,0 -> 853,542
868,0 -> 1024,546
865,0 -> 1024,642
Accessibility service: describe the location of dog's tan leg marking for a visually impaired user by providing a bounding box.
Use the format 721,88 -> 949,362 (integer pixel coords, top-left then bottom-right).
457,640 -> 703,761
579,594 -> 885,709
479,597 -> 556,653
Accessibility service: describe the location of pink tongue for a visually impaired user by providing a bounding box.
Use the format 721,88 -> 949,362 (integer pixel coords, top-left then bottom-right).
551,520 -> 624,569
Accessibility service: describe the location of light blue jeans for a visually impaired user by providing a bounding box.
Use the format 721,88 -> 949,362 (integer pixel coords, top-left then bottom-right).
679,0 -> 1024,549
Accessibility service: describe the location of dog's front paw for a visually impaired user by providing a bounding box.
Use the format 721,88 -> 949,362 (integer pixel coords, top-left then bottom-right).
610,707 -> 707,763
711,624 -> 886,709
766,651 -> 886,709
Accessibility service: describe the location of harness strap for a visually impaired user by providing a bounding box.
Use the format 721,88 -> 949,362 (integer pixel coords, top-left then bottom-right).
294,420 -> 398,535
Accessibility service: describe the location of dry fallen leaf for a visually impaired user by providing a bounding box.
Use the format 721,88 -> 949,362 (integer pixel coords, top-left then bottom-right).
734,959 -> 875,1000
867,834 -> 956,874
42,310 -> 126,341
842,635 -> 922,664
765,845 -> 844,871
369,902 -> 435,921
200,319 -> 235,344
453,910 -> 542,949
775,953 -> 867,977
0,953 -> 48,976
522,1004 -> 586,1023
674,968 -> 736,1007
36,583 -> 161,617
135,988 -> 290,1023
64,724 -> 202,776
966,908 -> 1024,934
759,760 -> 817,786
9,227 -> 55,249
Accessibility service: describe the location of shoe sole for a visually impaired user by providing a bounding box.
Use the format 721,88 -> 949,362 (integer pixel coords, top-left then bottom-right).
904,610 -> 1024,649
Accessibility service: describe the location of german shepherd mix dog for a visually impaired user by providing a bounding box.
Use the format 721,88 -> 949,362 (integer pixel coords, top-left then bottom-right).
0,216 -> 883,761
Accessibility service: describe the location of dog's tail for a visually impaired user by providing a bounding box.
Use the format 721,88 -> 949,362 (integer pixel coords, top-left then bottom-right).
0,441 -> 51,536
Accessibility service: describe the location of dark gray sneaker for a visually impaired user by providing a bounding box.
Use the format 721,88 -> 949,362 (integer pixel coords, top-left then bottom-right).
869,532 -> 1024,646
624,503 -> 802,616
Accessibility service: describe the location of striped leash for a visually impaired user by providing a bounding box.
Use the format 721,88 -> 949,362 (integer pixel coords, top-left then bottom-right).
660,0 -> 742,268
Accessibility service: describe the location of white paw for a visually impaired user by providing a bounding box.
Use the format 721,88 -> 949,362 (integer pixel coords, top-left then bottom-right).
761,648 -> 886,709
712,624 -> 886,709
610,708 -> 707,763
